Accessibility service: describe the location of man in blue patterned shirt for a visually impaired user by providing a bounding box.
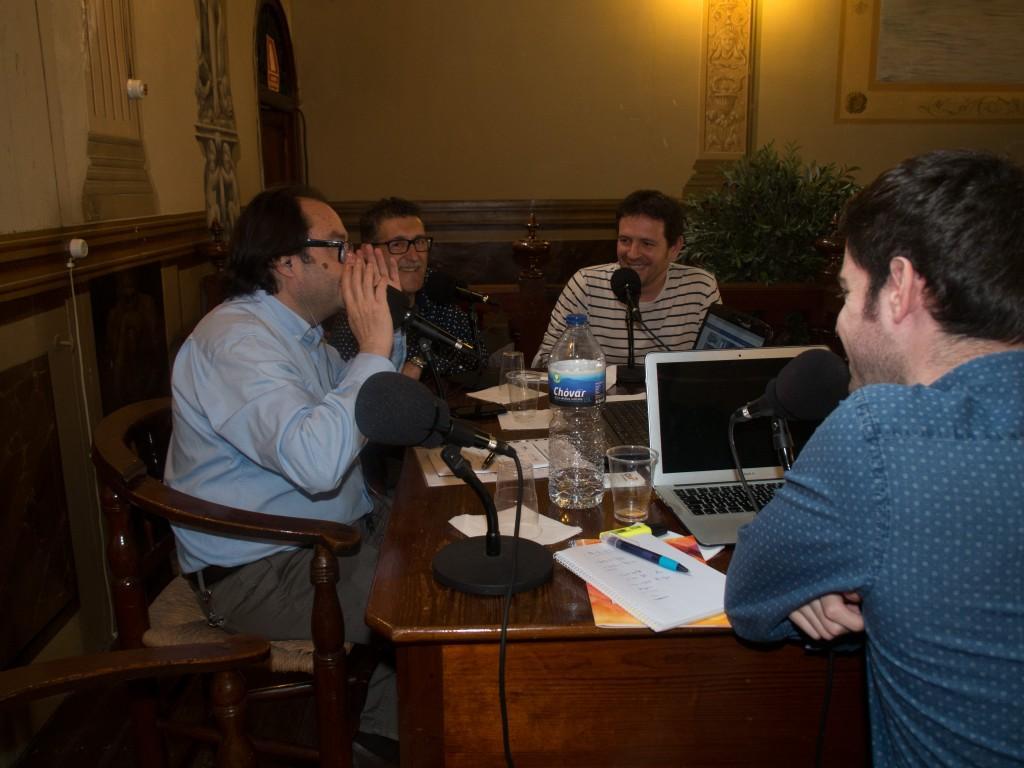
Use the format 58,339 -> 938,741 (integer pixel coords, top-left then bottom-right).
726,150 -> 1024,766
328,197 -> 485,379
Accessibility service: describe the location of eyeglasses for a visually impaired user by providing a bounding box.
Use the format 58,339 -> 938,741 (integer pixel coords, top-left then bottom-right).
304,238 -> 349,263
373,236 -> 433,255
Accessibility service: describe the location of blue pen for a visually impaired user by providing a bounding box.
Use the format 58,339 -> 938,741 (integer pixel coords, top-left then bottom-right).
605,535 -> 689,573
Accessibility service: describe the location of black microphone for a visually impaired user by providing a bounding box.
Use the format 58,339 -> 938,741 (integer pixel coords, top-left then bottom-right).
355,371 -> 514,457
386,286 -> 476,354
423,270 -> 491,305
736,349 -> 850,422
610,267 -> 642,319
611,267 -> 645,384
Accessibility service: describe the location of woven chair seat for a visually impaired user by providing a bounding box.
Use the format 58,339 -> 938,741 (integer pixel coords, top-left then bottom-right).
144,576 -> 315,674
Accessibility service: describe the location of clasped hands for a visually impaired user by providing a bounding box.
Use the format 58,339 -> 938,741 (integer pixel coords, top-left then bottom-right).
342,244 -> 401,359
789,591 -> 863,642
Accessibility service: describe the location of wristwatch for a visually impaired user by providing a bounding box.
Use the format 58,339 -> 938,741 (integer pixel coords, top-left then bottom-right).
406,354 -> 427,370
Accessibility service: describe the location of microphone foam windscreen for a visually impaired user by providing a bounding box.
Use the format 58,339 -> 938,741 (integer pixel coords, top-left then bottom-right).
354,371 -> 447,448
422,271 -> 460,304
774,349 -> 851,421
610,267 -> 642,304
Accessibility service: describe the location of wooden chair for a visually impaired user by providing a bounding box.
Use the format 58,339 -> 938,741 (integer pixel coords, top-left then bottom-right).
0,636 -> 270,766
91,397 -> 370,768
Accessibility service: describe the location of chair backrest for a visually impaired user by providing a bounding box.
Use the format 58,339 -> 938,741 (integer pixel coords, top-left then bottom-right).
91,397 -> 364,768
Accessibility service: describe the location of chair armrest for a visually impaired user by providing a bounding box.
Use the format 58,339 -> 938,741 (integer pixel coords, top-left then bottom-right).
128,477 -> 362,555
0,636 -> 270,709
92,396 -> 362,556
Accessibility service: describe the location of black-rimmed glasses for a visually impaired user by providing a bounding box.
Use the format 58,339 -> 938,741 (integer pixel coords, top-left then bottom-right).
373,236 -> 433,255
305,238 -> 349,263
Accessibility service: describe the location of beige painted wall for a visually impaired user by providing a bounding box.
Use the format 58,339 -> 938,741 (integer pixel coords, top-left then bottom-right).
293,0 -> 702,200
753,1 -> 1023,183
293,0 -> 1023,201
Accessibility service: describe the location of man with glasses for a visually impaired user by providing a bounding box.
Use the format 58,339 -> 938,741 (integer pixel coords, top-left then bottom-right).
165,185 -> 402,754
328,197 -> 485,379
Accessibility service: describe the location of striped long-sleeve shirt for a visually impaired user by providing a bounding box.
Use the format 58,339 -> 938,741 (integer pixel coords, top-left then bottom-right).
531,262 -> 720,367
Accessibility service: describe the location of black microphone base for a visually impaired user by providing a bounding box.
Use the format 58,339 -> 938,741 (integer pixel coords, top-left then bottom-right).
616,364 -> 646,385
432,536 -> 553,595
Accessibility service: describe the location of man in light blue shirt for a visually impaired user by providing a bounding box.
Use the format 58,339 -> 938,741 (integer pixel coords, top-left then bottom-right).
725,150 -> 1024,766
165,185 -> 404,743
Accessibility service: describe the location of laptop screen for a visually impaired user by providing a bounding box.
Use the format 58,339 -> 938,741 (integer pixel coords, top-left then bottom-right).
646,348 -> 824,485
695,305 -> 770,349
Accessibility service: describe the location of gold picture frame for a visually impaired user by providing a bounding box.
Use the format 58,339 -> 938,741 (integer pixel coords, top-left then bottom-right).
837,0 -> 1024,122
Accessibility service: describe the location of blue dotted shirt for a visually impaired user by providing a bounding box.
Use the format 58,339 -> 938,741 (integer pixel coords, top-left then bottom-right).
725,350 -> 1024,767
327,268 -> 485,376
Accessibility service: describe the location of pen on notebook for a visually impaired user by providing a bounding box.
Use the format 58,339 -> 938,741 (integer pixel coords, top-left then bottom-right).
605,535 -> 689,573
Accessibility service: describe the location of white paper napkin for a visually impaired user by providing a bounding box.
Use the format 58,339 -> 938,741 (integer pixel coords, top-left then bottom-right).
466,384 -> 513,405
497,410 -> 552,430
449,508 -> 582,546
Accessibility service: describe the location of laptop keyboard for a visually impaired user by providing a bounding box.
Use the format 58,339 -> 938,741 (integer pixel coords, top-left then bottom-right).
602,400 -> 649,446
674,482 -> 783,515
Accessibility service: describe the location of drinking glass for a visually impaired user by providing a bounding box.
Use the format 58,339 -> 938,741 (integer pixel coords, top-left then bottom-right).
506,370 -> 546,423
606,445 -> 659,523
493,459 -> 542,539
498,350 -> 525,405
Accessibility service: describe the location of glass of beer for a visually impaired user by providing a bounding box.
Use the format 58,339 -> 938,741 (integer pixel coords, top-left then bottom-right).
606,445 -> 659,523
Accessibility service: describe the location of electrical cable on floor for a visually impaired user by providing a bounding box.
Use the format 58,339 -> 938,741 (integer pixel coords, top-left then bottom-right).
67,256 -> 118,640
497,452 -> 526,768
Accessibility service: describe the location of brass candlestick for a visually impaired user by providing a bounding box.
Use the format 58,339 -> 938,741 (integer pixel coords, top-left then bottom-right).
512,213 -> 550,280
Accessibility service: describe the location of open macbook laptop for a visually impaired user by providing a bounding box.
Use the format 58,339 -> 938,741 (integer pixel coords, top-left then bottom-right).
645,346 -> 826,545
694,304 -> 774,350
602,306 -> 774,447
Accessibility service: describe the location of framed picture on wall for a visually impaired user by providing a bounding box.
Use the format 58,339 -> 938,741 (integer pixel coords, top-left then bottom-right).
837,0 -> 1024,121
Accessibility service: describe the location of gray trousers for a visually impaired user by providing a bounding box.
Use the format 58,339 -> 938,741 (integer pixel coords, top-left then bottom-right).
198,509 -> 397,740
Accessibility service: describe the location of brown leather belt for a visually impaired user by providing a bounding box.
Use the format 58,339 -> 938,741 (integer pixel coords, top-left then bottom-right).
185,564 -> 245,591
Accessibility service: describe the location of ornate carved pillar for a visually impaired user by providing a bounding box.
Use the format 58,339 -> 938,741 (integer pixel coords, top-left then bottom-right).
195,0 -> 241,231
682,0 -> 756,200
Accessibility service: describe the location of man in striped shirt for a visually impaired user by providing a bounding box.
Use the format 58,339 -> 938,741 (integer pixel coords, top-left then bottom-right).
532,189 -> 720,367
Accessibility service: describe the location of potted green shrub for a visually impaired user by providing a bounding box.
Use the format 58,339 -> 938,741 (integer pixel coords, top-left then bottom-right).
683,143 -> 859,284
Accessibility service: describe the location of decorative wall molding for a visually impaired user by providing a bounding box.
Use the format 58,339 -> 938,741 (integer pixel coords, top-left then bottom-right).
82,0 -> 155,221
684,0 -> 755,200
0,213 -> 209,303
331,199 -> 620,234
195,0 -> 241,230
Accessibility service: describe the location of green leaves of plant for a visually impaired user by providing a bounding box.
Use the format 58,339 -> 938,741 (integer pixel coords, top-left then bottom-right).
683,143 -> 860,284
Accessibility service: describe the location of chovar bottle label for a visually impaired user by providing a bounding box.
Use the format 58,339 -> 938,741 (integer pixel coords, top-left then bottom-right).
548,361 -> 606,406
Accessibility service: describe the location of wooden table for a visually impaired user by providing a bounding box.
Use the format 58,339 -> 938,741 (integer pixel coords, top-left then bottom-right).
367,443 -> 869,767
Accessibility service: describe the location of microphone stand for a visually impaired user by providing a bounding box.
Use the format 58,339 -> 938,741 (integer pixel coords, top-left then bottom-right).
418,337 -> 447,403
617,293 -> 645,385
431,445 -> 553,595
770,417 -> 795,471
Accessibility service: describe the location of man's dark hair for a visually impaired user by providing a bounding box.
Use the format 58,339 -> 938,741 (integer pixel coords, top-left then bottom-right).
359,197 -> 423,243
224,185 -> 327,299
615,189 -> 686,245
839,149 -> 1024,343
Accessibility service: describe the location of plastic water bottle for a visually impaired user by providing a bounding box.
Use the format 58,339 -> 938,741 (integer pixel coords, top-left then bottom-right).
547,314 -> 606,509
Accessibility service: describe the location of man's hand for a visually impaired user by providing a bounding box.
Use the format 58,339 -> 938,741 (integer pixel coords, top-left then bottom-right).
341,253 -> 394,359
789,592 -> 863,641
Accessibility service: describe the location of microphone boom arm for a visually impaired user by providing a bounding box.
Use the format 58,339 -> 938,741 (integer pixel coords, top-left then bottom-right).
440,444 -> 501,556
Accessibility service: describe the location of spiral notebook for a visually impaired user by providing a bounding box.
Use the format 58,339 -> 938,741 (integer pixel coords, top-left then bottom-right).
555,534 -> 727,632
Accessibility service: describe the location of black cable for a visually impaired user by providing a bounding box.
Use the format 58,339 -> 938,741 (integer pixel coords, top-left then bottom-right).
498,453 -> 524,767
814,649 -> 836,768
636,316 -> 672,352
418,338 -> 447,402
727,412 -> 761,512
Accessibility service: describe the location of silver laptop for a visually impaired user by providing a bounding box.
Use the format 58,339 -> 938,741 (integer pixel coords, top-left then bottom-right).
645,347 -> 826,545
